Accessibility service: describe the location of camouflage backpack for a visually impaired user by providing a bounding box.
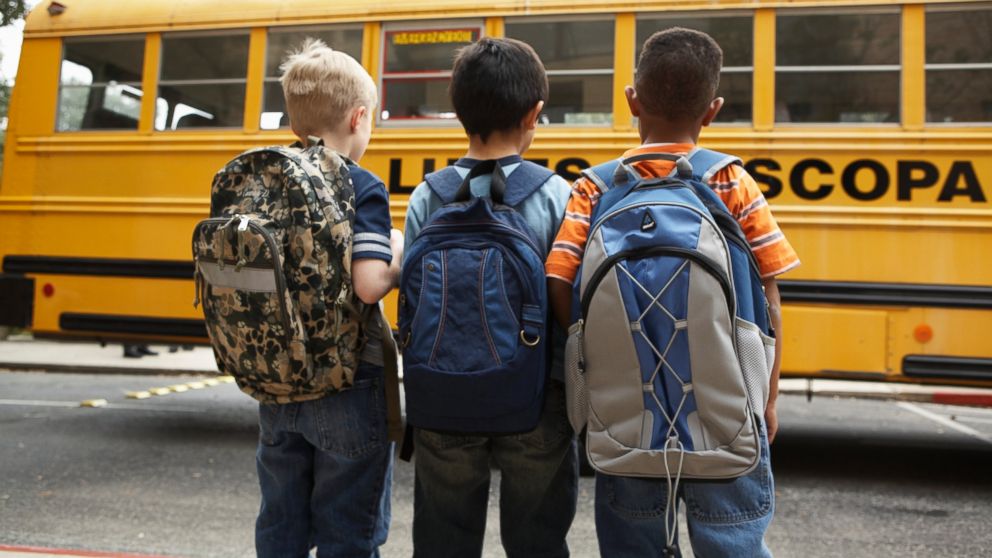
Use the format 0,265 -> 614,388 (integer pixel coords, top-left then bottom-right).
192,139 -> 364,403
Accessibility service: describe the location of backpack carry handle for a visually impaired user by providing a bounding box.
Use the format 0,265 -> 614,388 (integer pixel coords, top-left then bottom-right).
453,159 -> 509,205
614,152 -> 692,186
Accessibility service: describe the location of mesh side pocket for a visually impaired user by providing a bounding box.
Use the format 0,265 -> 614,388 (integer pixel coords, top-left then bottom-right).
735,318 -> 771,416
565,322 -> 588,434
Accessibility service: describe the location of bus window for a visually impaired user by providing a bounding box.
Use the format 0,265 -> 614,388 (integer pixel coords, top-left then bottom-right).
925,4 -> 992,124
379,23 -> 481,123
156,32 -> 249,130
505,18 -> 614,125
635,13 -> 753,124
57,36 -> 144,131
261,26 -> 363,130
776,10 -> 900,124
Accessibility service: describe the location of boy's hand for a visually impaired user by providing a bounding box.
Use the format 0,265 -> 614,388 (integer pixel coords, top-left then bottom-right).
388,229 -> 404,287
764,402 -> 778,444
390,228 -> 404,259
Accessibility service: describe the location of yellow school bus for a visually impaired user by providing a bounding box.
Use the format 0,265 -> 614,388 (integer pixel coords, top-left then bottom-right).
2,0 -> 991,387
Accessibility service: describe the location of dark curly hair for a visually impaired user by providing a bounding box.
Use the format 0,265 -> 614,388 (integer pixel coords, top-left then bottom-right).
636,27 -> 723,122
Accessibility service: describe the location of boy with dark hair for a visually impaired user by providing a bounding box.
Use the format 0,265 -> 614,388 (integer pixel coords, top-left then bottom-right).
547,27 -> 799,556
403,37 -> 577,558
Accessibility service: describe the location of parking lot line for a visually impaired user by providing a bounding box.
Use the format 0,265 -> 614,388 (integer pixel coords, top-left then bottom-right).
896,402 -> 992,446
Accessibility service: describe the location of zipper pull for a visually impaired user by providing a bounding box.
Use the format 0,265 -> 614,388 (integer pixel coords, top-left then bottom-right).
236,216 -> 250,271
192,259 -> 202,309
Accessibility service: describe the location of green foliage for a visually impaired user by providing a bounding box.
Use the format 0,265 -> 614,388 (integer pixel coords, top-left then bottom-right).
1,0 -> 27,27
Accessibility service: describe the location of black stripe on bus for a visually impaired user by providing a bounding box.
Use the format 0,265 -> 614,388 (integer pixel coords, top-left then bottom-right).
6,255 -> 992,310
903,355 -> 992,381
778,280 -> 992,310
60,313 -> 207,338
3,256 -> 193,279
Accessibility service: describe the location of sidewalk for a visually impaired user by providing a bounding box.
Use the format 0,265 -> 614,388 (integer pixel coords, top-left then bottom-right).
0,335 -> 217,376
2,335 -> 991,406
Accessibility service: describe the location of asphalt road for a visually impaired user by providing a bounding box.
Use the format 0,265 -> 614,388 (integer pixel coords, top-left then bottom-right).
1,370 -> 990,557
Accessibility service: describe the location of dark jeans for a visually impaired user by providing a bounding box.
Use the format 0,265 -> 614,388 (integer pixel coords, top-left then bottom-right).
594,425 -> 774,558
255,365 -> 393,558
412,381 -> 578,558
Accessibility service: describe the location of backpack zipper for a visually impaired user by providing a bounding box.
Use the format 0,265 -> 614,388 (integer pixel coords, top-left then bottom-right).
417,220 -> 542,261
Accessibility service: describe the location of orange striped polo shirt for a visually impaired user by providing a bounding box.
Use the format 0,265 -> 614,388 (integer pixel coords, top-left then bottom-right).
546,143 -> 800,283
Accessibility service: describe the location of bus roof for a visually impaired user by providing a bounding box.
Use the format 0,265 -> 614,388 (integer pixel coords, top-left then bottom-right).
22,0 -> 876,37
23,0 -> 626,36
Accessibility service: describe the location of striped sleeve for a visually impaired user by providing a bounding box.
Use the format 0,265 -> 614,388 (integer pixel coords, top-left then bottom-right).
352,176 -> 393,263
710,165 -> 800,278
546,177 -> 599,284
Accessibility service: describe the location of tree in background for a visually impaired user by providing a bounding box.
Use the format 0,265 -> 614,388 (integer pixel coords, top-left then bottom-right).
2,0 -> 27,27
1,0 -> 28,176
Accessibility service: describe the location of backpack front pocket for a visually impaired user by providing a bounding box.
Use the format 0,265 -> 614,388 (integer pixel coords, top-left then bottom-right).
402,245 -> 525,372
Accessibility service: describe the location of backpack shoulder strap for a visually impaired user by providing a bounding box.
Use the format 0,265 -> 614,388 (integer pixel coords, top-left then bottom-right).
686,147 -> 743,183
502,161 -> 555,207
424,166 -> 466,204
580,159 -> 621,194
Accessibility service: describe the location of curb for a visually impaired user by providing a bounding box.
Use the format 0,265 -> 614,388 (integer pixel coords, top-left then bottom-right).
778,379 -> 992,408
0,545 -> 173,558
0,362 -> 218,377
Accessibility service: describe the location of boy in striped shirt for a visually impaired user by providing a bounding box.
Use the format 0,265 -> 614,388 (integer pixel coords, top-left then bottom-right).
546,27 -> 799,556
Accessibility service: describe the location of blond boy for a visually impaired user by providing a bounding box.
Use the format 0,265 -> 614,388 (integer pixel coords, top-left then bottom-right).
254,39 -> 401,558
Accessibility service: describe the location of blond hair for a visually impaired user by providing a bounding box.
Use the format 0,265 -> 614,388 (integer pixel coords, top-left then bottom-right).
279,38 -> 377,135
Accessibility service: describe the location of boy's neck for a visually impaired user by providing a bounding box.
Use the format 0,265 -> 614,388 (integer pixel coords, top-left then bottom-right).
315,133 -> 355,161
638,114 -> 702,147
464,132 -> 527,161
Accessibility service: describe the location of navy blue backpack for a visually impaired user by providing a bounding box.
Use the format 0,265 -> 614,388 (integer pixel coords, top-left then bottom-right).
399,160 -> 553,433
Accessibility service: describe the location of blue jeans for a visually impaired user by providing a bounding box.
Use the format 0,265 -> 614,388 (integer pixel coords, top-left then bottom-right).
412,381 -> 578,558
255,365 -> 393,558
595,426 -> 774,558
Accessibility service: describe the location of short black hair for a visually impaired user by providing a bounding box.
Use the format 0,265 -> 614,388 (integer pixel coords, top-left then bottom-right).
450,37 -> 548,141
636,27 -> 723,122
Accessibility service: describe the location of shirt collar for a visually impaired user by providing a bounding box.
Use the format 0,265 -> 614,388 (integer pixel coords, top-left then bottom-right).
454,154 -> 524,168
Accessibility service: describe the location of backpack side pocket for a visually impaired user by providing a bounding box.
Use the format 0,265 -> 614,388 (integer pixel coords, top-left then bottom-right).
734,317 -> 773,417
565,320 -> 588,435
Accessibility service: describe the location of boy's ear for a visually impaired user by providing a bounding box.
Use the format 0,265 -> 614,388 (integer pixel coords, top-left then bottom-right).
522,100 -> 545,131
349,105 -> 368,132
624,86 -> 641,118
700,97 -> 724,127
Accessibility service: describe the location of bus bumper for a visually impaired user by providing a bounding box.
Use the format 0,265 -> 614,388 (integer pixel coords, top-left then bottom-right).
0,273 -> 35,328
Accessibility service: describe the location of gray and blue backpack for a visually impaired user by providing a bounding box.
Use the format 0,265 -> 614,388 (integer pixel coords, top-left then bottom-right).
399,160 -> 554,433
565,148 -> 775,480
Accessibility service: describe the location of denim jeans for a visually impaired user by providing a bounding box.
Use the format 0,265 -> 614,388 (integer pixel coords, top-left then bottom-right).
412,381 -> 578,558
255,364 -> 393,558
595,425 -> 774,558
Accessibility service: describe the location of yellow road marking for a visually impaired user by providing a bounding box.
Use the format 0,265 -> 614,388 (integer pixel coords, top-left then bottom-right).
122,376 -> 234,401
80,399 -> 107,408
